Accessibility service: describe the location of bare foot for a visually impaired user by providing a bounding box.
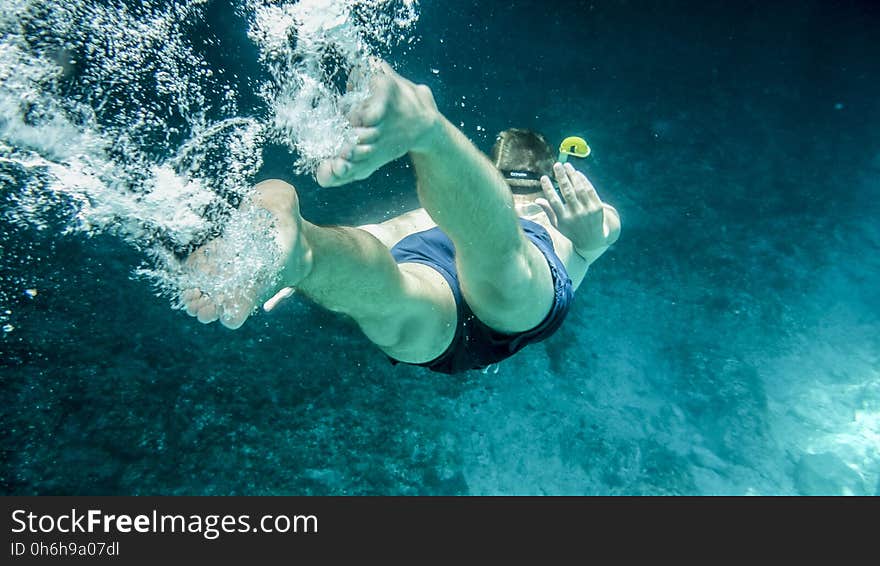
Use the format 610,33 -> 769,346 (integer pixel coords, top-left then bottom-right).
180,180 -> 313,329
316,60 -> 441,188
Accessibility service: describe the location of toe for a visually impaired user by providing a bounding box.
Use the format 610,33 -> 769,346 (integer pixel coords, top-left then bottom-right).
355,127 -> 380,144
219,307 -> 249,330
332,157 -> 351,178
218,290 -> 257,330
349,144 -> 374,163
316,160 -> 336,187
184,291 -> 203,316
187,295 -> 213,318
197,302 -> 219,324
316,157 -> 352,187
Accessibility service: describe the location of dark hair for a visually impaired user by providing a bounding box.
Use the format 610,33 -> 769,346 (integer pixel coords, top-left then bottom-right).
490,128 -> 555,190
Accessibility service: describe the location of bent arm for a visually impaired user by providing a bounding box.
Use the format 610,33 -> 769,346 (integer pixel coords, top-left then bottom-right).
536,163 -> 621,289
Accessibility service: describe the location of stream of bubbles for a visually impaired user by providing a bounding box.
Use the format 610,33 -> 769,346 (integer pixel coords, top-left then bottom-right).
0,0 -> 419,329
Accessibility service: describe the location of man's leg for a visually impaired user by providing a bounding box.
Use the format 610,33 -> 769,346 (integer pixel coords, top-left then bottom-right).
409,120 -> 554,333
317,64 -> 554,333
296,218 -> 457,363
182,180 -> 455,363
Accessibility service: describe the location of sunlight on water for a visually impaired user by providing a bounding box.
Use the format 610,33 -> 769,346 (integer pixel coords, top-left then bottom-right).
0,0 -> 419,317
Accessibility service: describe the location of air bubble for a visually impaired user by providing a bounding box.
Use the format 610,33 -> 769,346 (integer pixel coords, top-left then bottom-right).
1,0 -> 420,313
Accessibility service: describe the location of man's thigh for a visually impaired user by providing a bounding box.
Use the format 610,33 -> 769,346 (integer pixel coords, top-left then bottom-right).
356,262 -> 458,365
456,238 -> 555,335
358,208 -> 436,248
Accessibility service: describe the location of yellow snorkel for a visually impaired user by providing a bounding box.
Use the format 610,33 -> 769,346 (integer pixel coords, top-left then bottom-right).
557,136 -> 591,163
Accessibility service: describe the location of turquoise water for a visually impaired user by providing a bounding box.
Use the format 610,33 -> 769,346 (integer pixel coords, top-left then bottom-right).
2,0 -> 879,495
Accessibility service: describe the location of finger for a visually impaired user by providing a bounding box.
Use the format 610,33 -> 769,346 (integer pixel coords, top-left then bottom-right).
553,162 -> 577,204
540,175 -> 565,216
535,197 -> 558,227
263,287 -> 294,312
565,163 -> 601,207
541,175 -> 565,212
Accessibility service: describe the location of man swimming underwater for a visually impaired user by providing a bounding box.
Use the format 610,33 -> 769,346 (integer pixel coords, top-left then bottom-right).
181,61 -> 620,374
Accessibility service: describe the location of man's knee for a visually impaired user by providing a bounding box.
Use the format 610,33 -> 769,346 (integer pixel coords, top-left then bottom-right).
458,243 -> 554,332
360,265 -> 456,361
458,238 -> 544,298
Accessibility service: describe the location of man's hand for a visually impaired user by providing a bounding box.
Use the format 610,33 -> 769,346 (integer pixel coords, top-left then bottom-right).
536,162 -> 620,259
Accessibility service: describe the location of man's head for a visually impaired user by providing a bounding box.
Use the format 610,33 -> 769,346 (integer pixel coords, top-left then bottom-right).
490,128 -> 555,194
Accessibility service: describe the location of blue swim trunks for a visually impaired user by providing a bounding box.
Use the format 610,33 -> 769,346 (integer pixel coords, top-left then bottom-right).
388,218 -> 574,374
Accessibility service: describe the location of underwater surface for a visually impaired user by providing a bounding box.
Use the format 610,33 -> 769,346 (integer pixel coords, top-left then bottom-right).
2,0 -> 879,495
